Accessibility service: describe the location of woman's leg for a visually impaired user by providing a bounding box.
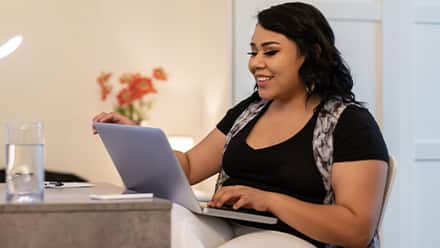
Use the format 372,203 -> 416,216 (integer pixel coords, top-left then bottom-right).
171,203 -> 234,248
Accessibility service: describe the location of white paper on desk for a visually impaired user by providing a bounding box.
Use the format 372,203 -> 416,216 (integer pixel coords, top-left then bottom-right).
45,182 -> 95,189
89,193 -> 154,200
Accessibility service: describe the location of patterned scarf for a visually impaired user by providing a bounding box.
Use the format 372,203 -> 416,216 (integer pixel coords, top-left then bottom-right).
214,97 -> 379,248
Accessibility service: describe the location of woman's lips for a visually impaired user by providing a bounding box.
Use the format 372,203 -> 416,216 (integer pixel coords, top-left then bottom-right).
256,76 -> 273,88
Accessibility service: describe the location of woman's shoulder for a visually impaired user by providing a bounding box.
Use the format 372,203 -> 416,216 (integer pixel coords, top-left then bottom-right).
216,92 -> 260,135
333,104 -> 389,163
339,104 -> 376,126
319,98 -> 373,124
232,93 -> 260,112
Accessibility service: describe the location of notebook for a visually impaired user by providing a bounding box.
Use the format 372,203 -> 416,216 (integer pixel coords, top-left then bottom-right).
95,123 -> 277,224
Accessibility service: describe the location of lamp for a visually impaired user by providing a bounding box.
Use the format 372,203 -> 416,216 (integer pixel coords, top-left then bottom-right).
0,35 -> 23,60
168,136 -> 194,152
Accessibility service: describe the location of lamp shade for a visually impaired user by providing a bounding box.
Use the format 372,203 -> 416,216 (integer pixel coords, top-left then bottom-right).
168,136 -> 194,152
0,35 -> 23,60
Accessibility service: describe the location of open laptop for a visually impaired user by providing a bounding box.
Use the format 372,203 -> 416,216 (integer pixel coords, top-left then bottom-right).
95,123 -> 277,224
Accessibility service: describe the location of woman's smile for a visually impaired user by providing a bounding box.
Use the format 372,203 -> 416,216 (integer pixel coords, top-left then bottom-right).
255,75 -> 273,88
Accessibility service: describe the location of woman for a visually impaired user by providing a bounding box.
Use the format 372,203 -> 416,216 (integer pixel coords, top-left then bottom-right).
93,2 -> 388,248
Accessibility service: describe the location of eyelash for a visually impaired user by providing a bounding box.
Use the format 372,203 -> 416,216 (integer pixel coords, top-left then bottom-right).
247,50 -> 279,57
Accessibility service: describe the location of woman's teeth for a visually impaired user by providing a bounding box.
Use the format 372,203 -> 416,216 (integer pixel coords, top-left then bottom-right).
257,76 -> 272,82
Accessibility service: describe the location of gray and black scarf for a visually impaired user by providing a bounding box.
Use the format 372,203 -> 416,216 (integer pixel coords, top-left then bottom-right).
214,97 -> 379,248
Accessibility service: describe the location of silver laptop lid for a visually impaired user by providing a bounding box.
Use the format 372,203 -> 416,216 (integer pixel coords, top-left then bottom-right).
95,123 -> 202,213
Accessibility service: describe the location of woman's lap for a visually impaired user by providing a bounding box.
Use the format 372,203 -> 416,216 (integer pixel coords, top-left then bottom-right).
218,230 -> 317,248
171,203 -> 316,248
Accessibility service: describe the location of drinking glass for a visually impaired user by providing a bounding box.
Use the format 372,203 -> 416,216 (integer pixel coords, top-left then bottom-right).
5,122 -> 45,203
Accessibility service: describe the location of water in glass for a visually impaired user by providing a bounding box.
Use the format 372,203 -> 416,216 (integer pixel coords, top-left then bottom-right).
6,144 -> 44,202
5,122 -> 45,203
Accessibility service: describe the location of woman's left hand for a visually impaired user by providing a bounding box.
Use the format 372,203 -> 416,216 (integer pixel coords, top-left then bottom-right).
208,185 -> 271,212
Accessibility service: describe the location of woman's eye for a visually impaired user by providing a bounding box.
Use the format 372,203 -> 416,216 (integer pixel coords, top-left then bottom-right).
247,50 -> 278,57
264,50 -> 278,56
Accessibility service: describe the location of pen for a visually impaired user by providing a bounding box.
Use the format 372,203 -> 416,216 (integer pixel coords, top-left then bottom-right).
44,181 -> 64,187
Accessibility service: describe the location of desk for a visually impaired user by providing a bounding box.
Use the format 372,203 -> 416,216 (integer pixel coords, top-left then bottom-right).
0,183 -> 171,248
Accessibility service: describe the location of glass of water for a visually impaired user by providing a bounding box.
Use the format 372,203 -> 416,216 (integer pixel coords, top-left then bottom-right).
5,122 -> 45,203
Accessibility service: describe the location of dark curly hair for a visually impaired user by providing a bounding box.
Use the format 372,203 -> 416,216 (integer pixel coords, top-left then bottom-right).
256,2 -> 358,104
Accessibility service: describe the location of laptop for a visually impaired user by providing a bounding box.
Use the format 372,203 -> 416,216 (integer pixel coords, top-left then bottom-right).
95,123 -> 277,225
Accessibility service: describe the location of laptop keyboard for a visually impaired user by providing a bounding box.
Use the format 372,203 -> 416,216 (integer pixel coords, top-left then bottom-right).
205,204 -> 275,217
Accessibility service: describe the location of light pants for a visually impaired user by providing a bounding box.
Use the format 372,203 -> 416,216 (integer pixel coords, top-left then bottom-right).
171,203 -> 317,248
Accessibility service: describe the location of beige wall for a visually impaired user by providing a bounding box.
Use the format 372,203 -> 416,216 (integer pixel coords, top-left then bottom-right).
0,0 -> 230,185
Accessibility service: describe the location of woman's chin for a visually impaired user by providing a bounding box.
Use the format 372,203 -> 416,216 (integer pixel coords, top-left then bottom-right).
257,90 -> 274,100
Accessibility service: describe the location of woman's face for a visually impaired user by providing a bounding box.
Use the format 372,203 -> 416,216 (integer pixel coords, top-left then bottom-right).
248,24 -> 305,101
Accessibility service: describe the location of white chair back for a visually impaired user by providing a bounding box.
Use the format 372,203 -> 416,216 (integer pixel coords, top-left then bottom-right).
378,155 -> 396,245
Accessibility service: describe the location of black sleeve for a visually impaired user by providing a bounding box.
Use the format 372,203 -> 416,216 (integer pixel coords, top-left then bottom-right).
333,105 -> 389,163
216,94 -> 257,135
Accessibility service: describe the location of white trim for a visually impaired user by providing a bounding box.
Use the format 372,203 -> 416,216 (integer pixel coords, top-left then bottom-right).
415,4 -> 440,24
415,140 -> 440,161
382,0 -> 415,247
312,1 -> 382,22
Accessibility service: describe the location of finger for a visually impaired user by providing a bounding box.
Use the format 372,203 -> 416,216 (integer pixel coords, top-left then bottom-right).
105,112 -> 134,125
92,124 -> 98,135
209,189 -> 229,207
211,185 -> 245,206
209,189 -> 226,207
224,195 -> 240,206
216,190 -> 241,208
93,112 -> 114,125
92,112 -> 108,134
98,113 -> 116,123
92,112 -> 107,123
233,196 -> 248,210
118,114 -> 137,125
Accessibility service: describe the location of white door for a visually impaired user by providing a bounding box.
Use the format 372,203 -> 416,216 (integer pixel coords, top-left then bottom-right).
232,0 -> 440,246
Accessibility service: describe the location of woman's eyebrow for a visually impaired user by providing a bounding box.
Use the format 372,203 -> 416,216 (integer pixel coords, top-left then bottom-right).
250,41 -> 281,47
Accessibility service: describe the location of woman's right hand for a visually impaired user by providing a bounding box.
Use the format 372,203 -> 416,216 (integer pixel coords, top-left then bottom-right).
92,112 -> 137,134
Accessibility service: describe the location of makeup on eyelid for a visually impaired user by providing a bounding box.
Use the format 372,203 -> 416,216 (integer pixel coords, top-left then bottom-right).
247,50 -> 279,57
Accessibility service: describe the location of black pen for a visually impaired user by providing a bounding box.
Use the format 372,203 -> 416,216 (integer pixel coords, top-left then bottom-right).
44,181 -> 64,187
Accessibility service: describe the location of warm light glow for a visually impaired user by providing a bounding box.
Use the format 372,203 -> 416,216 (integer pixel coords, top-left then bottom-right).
168,136 -> 194,152
0,35 -> 23,60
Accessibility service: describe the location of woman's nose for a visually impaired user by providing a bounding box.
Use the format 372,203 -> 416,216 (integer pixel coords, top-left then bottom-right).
249,53 -> 266,71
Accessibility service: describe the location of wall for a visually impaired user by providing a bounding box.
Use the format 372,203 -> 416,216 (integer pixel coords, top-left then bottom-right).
2,0 -> 439,245
0,0 -> 230,186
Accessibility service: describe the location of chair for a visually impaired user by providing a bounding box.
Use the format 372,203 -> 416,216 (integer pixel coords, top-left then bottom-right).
378,155 -> 397,244
193,157 -> 396,247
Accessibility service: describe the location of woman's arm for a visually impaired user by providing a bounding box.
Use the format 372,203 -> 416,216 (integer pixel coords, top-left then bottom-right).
92,112 -> 226,185
209,160 -> 387,247
267,160 -> 387,248
175,128 -> 226,185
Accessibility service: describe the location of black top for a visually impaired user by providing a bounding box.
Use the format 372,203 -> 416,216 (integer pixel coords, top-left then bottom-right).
216,96 -> 389,247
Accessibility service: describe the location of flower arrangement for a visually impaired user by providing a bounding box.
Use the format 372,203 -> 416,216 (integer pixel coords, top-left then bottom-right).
97,67 -> 167,123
